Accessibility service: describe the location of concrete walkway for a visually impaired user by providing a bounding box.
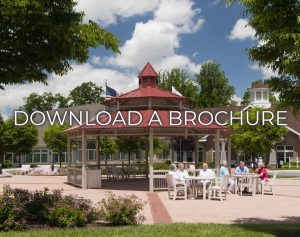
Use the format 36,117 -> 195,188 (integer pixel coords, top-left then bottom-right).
1,176 -> 300,224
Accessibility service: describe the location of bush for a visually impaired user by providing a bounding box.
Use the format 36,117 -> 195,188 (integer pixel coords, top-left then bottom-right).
57,167 -> 67,176
98,192 -> 146,225
153,162 -> 170,170
30,164 -> 37,168
47,195 -> 97,228
2,161 -> 13,169
0,186 -> 98,230
164,160 -> 171,165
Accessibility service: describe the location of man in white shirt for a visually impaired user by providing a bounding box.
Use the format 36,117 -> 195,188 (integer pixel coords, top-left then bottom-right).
176,163 -> 189,181
198,163 -> 215,178
168,163 -> 178,180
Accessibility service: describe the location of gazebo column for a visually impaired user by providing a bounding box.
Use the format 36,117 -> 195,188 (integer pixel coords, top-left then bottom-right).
194,137 -> 199,169
227,137 -> 232,174
220,138 -> 227,163
149,127 -> 154,192
82,130 -> 88,189
67,136 -> 71,167
96,136 -> 100,170
215,129 -> 220,176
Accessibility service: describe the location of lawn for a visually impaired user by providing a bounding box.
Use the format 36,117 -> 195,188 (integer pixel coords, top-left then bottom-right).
0,223 -> 299,237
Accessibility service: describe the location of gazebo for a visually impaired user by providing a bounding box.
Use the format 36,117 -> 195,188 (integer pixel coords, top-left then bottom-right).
64,63 -> 229,191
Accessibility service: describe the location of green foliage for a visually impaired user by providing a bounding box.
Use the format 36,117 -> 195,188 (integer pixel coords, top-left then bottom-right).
20,92 -> 67,114
2,161 -> 12,169
0,114 -> 5,160
230,108 -> 288,157
69,82 -> 105,106
153,162 -> 170,170
158,68 -> 198,103
0,0 -> 119,89
241,91 -> 250,106
44,124 -> 69,154
47,195 -> 97,228
227,0 -> 300,112
281,162 -> 300,169
44,124 -> 69,166
117,137 -> 140,163
195,61 -> 235,107
98,192 -> 146,225
4,116 -> 38,157
99,137 -> 117,156
0,186 -> 97,230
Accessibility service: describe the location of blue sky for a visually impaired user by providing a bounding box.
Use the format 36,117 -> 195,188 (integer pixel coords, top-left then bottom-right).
0,0 -> 277,118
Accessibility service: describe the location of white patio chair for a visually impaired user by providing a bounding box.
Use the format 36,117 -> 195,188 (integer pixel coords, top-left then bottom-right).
262,172 -> 277,196
208,175 -> 229,201
166,174 -> 187,201
16,165 -> 31,175
237,174 -> 255,196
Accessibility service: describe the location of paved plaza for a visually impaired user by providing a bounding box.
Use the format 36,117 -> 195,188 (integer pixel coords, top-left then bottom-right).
1,176 -> 300,225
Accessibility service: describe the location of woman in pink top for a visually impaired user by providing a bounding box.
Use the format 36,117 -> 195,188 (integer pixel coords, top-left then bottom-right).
256,162 -> 268,193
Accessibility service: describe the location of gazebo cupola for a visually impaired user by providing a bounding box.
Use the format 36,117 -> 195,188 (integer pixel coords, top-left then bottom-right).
138,62 -> 158,88
103,63 -> 191,111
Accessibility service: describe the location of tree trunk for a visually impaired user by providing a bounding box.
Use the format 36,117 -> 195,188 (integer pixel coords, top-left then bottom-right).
128,153 -> 131,165
145,150 -> 149,178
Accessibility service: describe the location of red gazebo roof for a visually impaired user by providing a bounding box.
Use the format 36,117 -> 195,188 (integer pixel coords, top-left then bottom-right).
138,62 -> 158,78
65,109 -> 224,132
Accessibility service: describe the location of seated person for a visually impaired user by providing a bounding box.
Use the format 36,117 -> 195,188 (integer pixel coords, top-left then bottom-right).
219,160 -> 235,193
198,163 -> 215,195
235,161 -> 249,174
168,163 -> 178,180
256,162 -> 269,193
176,162 -> 190,186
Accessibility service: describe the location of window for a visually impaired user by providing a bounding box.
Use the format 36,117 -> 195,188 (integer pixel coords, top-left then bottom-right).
198,146 -> 204,162
52,152 -> 66,163
26,149 -> 49,163
256,91 -> 262,101
250,92 -> 255,102
263,91 -> 268,100
276,145 -> 294,164
4,153 -> 13,162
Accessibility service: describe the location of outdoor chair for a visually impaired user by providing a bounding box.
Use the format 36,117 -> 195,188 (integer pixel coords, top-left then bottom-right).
208,174 -> 229,201
262,172 -> 277,196
237,174 -> 255,196
16,165 -> 31,175
166,174 -> 187,201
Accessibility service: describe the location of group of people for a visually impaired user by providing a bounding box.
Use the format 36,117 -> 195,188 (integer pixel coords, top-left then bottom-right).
168,159 -> 269,195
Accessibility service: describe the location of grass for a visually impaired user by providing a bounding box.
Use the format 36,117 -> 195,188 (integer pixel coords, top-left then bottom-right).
0,223 -> 300,237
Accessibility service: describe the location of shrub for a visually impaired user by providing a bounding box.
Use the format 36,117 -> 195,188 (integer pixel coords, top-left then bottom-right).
30,164 -> 37,168
2,161 -> 12,169
98,192 -> 146,225
57,167 -> 68,176
46,195 -> 97,228
153,162 -> 170,170
164,160 -> 171,165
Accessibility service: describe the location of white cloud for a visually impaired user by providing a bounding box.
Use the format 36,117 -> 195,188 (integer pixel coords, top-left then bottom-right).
249,64 -> 278,79
0,64 -> 136,118
232,94 -> 242,105
76,0 -> 160,26
209,0 -> 222,6
228,19 -> 256,40
107,0 -> 204,73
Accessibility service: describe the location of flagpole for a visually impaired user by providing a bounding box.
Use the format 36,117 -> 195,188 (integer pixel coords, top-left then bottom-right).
105,79 -> 107,99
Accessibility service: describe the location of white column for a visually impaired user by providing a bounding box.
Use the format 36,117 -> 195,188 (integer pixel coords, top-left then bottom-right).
215,129 -> 220,176
220,138 -> 227,163
67,136 -> 71,167
149,127 -> 154,192
227,137 -> 231,174
82,130 -> 87,189
194,137 -> 199,169
96,136 -> 100,170
269,148 -> 277,165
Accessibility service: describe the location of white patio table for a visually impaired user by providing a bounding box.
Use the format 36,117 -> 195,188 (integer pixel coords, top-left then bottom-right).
186,176 -> 216,200
232,173 -> 259,195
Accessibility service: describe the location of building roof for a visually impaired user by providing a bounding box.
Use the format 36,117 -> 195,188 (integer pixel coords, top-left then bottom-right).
138,62 -> 158,78
249,81 -> 268,89
65,109 -> 224,132
113,86 -> 185,100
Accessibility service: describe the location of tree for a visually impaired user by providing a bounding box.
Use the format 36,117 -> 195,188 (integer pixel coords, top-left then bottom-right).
227,0 -> 300,112
230,108 -> 287,162
20,92 -> 67,114
98,137 -> 117,169
4,115 -> 38,167
116,137 -> 140,165
0,0 -> 119,89
241,91 -> 250,106
0,114 -> 6,164
195,61 -> 235,107
69,82 -> 105,106
158,68 -> 198,103
44,124 -> 69,167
